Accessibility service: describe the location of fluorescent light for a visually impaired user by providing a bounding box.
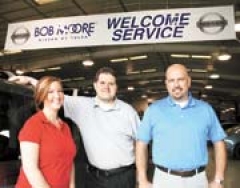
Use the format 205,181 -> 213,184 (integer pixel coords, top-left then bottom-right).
73,77 -> 85,81
82,59 -> 94,66
32,69 -> 45,73
47,66 -> 61,71
142,68 -> 156,73
191,69 -> 207,73
34,0 -> 60,5
129,55 -> 148,60
110,58 -> 128,63
209,74 -> 220,79
171,54 -> 190,58
217,52 -> 231,61
201,94 -> 208,98
150,79 -> 162,83
141,94 -> 147,98
62,78 -> 72,82
204,85 -> 213,89
127,71 -> 140,75
191,55 -> 212,59
127,86 -> 135,91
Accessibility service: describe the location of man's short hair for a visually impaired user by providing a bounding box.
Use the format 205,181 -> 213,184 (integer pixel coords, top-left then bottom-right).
94,67 -> 117,82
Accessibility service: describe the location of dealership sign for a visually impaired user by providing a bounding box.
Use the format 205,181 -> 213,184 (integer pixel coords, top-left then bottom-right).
4,5 -> 236,50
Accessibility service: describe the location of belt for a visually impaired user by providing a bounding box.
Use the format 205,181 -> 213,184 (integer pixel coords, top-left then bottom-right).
87,163 -> 135,177
155,165 -> 205,177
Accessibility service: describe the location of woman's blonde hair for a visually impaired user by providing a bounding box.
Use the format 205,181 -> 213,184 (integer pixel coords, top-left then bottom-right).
34,76 -> 62,110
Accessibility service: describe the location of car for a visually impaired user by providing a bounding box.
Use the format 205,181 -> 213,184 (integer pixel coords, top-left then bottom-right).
224,124 -> 240,160
0,75 -> 33,187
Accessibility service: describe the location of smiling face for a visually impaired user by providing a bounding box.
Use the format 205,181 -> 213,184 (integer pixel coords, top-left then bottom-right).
35,76 -> 64,110
165,64 -> 191,102
94,73 -> 117,103
43,81 -> 64,111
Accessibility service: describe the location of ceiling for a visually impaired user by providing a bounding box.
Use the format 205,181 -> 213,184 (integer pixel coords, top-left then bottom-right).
1,0 -> 240,117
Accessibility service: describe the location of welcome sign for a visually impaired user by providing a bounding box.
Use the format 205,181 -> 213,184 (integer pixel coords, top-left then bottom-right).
4,5 -> 236,50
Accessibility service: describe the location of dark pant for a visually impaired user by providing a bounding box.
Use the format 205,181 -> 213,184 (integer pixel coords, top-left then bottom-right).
85,165 -> 136,188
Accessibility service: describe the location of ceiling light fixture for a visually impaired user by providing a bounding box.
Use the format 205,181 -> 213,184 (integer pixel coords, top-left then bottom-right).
126,71 -> 140,75
33,0 -> 60,5
191,55 -> 212,59
32,69 -> 45,73
209,73 -> 220,79
217,51 -> 232,61
47,66 -> 61,71
191,69 -> 208,73
73,77 -> 85,81
127,86 -> 135,91
129,55 -> 148,60
204,85 -> 213,89
171,54 -> 190,58
142,68 -> 157,73
82,59 -> 94,66
141,94 -> 147,98
110,58 -> 128,63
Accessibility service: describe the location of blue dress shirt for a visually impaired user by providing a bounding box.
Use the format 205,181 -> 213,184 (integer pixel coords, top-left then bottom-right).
137,94 -> 226,170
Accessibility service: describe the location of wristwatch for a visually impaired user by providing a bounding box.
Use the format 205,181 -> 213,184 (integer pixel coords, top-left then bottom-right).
214,179 -> 224,185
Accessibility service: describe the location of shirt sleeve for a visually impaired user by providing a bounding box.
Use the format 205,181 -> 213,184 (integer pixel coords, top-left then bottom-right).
129,107 -> 141,139
207,105 -> 226,142
18,116 -> 42,144
136,106 -> 153,144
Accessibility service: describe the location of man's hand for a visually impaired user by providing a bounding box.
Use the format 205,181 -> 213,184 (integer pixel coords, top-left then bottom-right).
209,180 -> 224,188
8,76 -> 38,86
138,180 -> 152,188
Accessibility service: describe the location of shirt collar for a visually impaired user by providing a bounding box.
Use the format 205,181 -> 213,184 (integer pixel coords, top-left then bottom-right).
93,97 -> 120,111
167,92 -> 196,108
38,110 -> 64,129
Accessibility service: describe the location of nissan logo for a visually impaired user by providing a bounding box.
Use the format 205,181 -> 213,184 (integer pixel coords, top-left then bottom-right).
197,12 -> 228,34
11,27 -> 30,45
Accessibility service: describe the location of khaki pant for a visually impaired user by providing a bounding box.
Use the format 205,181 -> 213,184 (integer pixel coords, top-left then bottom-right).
153,168 -> 208,188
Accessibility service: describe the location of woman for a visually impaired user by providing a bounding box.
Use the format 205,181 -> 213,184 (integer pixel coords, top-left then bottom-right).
15,76 -> 76,188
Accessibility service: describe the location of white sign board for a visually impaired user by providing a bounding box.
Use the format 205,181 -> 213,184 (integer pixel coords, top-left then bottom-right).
4,5 -> 236,50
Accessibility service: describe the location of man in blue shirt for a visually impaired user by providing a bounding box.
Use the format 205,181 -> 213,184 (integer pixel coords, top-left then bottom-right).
136,64 -> 226,188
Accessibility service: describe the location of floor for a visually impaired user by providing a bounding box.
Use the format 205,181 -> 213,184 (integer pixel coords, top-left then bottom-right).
207,148 -> 240,188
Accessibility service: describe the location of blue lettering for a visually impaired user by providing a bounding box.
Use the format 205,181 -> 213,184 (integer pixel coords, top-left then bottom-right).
146,27 -> 157,38
132,28 -> 145,40
141,16 -> 152,27
108,17 -> 122,29
152,15 -> 165,27
180,13 -> 190,25
121,17 -> 132,28
122,28 -> 133,40
161,27 -> 172,38
35,26 -> 54,37
165,13 -> 179,25
173,26 -> 184,37
112,29 -> 122,41
130,17 -> 139,28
